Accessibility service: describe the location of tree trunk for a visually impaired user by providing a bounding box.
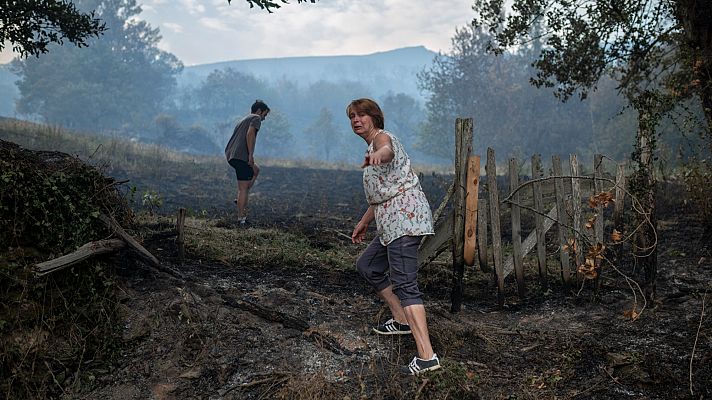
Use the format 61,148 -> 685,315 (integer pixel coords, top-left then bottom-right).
631,93 -> 659,301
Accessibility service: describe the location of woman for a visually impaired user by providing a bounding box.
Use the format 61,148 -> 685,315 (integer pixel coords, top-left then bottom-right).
347,98 -> 441,375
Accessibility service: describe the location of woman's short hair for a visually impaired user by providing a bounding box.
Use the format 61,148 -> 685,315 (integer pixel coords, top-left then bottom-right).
251,99 -> 270,113
346,98 -> 384,129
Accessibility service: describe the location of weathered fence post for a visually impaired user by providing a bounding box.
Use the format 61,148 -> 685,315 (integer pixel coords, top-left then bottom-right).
570,154 -> 583,281
464,155 -> 481,268
509,158 -> 525,297
593,154 -> 604,290
531,154 -> 547,287
486,148 -> 504,305
177,207 -> 187,263
613,163 -> 626,230
552,155 -> 571,285
477,199 -> 490,272
451,118 -> 473,313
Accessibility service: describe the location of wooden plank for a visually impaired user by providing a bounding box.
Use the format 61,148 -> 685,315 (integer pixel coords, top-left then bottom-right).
552,155 -> 571,284
464,155 -> 481,267
531,154 -> 547,286
451,117 -> 473,313
418,213 -> 454,268
613,163 -> 626,230
477,199 -> 490,272
34,239 -> 126,276
487,147 -> 504,305
570,154 -> 583,281
503,206 -> 558,278
509,157 -> 525,297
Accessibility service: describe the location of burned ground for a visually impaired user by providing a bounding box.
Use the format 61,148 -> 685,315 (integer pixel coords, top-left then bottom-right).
62,163 -> 712,400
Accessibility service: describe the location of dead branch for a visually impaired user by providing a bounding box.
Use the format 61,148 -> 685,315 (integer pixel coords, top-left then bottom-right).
600,254 -> 648,319
34,239 -> 126,276
219,293 -> 309,331
689,291 -> 707,396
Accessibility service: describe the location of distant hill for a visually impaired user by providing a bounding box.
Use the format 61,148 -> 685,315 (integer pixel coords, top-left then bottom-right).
0,46 -> 438,117
180,46 -> 438,101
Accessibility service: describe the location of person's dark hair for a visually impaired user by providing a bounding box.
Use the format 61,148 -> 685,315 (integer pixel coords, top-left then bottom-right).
251,99 -> 270,113
346,98 -> 384,129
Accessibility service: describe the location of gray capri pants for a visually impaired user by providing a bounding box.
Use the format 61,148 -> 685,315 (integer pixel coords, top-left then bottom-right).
356,235 -> 423,307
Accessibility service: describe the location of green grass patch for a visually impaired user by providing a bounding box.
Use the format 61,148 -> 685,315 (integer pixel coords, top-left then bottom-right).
170,217 -> 355,271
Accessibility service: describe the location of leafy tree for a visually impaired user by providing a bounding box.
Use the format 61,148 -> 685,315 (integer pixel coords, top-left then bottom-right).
0,0 -> 106,57
305,107 -> 339,161
417,25 -> 638,162
192,68 -> 270,123
13,0 -> 182,133
472,0 -> 712,139
380,92 -> 424,151
257,109 -> 294,158
2,0 -> 317,59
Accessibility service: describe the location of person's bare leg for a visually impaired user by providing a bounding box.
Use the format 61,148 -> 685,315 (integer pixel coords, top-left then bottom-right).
404,304 -> 434,360
236,180 -> 251,220
377,285 -> 407,324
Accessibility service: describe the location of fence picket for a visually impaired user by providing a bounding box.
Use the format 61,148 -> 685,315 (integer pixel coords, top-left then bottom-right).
614,163 -> 626,230
477,199 -> 490,272
487,148 -> 505,305
531,154 -> 547,287
552,155 -> 571,284
594,154 -> 605,290
451,118 -> 472,312
509,158 -> 525,296
570,155 -> 583,281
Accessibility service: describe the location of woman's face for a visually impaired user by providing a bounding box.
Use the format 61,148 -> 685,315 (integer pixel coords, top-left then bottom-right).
349,108 -> 376,136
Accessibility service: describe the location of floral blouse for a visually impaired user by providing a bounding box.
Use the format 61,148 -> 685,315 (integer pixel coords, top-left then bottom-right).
363,130 -> 434,246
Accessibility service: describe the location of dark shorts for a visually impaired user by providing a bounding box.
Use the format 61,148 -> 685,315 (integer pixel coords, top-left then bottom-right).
229,159 -> 254,181
355,235 -> 424,307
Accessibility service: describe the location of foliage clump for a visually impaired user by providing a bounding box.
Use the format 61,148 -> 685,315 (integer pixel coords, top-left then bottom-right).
0,139 -> 131,399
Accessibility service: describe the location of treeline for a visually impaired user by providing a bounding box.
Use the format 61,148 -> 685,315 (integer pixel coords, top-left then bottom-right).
8,0 -> 702,165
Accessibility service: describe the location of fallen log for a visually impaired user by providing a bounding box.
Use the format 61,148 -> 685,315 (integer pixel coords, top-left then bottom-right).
99,213 -> 160,267
34,239 -> 126,276
98,213 -> 182,278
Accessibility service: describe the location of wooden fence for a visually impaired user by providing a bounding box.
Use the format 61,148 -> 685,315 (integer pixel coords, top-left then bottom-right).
419,118 -> 628,310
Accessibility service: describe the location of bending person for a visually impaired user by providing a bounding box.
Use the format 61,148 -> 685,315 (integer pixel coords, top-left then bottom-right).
224,100 -> 270,225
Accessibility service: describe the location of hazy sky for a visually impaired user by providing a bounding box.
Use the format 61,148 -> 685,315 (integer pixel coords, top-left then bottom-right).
1,0 -> 474,65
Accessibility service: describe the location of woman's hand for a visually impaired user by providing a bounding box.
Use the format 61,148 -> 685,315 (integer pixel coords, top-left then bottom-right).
351,220 -> 368,244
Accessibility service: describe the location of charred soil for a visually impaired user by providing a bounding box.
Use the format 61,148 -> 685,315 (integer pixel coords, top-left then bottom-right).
71,166 -> 710,400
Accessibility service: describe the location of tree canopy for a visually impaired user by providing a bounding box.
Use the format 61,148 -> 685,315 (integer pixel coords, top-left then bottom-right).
1,0 -> 318,58
472,0 -> 712,135
14,0 -> 182,133
0,0 -> 106,57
